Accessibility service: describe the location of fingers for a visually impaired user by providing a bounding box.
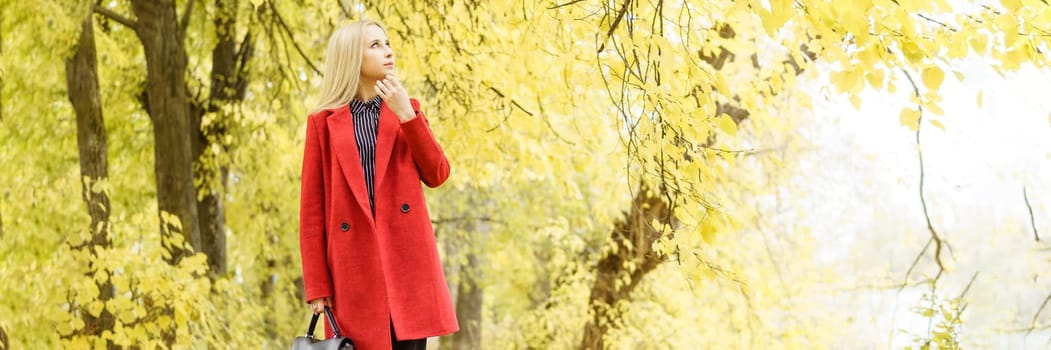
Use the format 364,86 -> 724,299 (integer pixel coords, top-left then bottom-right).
385,75 -> 402,89
309,297 -> 333,314
374,78 -> 405,100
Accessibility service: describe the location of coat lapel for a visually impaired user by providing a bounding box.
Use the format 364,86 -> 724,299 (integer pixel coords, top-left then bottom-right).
327,105 -> 375,222
373,102 -> 399,192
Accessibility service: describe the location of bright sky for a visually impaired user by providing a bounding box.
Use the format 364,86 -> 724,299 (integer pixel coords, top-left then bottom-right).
795,60 -> 1051,348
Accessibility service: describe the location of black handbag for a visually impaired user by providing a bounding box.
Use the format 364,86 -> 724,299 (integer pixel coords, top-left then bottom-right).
291,307 -> 354,350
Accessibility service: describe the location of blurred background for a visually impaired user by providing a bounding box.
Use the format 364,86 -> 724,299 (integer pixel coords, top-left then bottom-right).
1,0 -> 1049,349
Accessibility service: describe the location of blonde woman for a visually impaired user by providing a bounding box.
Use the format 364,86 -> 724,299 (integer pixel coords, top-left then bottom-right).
299,19 -> 458,350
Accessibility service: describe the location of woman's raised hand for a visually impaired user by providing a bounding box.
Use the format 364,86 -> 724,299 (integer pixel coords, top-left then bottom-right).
374,74 -> 416,122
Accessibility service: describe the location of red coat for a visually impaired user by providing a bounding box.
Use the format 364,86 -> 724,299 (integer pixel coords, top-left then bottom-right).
299,98 -> 458,349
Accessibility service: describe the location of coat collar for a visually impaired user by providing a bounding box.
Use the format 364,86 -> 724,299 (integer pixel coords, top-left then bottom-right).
373,101 -> 398,195
326,101 -> 399,219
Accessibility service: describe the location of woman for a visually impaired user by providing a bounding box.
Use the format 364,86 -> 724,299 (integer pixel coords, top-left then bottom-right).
299,19 -> 458,350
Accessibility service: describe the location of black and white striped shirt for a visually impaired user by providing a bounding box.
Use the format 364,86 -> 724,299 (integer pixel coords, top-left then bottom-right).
350,96 -> 383,210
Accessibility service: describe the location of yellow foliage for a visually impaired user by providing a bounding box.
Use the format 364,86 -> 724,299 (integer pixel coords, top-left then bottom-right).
1,0 -> 1046,348
922,65 -> 945,90
900,108 -> 922,131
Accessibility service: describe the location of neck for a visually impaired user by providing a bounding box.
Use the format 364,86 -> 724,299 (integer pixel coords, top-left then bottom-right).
357,79 -> 378,101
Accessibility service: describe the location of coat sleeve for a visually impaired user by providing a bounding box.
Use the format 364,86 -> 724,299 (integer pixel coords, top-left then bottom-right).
400,98 -> 451,187
299,117 -> 333,302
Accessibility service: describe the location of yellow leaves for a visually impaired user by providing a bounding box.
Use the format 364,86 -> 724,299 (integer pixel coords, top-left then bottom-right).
87,300 -> 105,317
831,66 -> 867,95
925,101 -> 945,116
896,0 -> 935,12
834,0 -> 873,37
715,114 -> 738,137
66,337 -> 90,350
1001,0 -> 1023,11
900,108 -> 922,131
976,90 -> 984,108
901,41 -> 925,64
850,94 -> 863,110
922,66 -> 945,90
93,268 -> 109,284
947,32 -> 971,58
865,68 -> 886,89
698,209 -> 739,244
759,0 -> 794,37
970,34 -> 989,55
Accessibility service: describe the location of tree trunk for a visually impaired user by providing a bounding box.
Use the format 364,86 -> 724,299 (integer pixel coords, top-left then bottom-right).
193,0 -> 235,277
65,14 -> 118,349
447,250 -> 483,350
193,0 -> 253,277
0,2 -> 3,239
130,0 -> 201,264
440,216 -> 489,350
579,185 -> 671,350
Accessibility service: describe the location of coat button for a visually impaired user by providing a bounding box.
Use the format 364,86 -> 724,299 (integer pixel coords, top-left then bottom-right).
400,203 -> 410,213
339,223 -> 350,232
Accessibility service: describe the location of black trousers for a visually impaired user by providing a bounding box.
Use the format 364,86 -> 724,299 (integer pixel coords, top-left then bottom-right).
391,322 -> 427,350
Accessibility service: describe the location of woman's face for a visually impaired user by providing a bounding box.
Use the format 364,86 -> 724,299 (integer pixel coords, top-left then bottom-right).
360,24 -> 394,81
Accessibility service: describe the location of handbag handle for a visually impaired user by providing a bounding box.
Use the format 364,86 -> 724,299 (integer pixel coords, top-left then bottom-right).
305,306 -> 345,339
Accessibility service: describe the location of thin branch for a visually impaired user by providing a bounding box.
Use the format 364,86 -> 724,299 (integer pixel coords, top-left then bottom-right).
179,0 -> 195,39
699,145 -> 756,154
597,0 -> 632,53
902,238 -> 933,287
487,86 -> 534,116
267,0 -> 321,75
1024,185 -> 1041,241
548,0 -> 587,9
93,4 -> 137,29
1027,291 -> 1051,337
903,68 -> 948,273
958,271 -> 978,299
336,0 -> 352,19
916,13 -> 957,32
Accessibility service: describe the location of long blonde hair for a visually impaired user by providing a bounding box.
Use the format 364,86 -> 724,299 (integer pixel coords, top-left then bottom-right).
311,20 -> 385,114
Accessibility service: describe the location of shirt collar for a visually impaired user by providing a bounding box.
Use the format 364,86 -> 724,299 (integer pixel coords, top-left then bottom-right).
350,96 -> 382,111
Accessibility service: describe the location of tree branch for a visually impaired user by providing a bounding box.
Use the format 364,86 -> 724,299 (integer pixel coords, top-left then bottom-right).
916,13 -> 958,32
1024,185 -> 1041,241
1027,290 -> 1051,337
902,237 -> 933,286
336,0 -> 352,19
548,0 -> 587,9
179,0 -> 195,39
93,4 -> 137,30
487,86 -> 533,116
902,68 -> 949,273
267,0 -> 320,75
597,0 -> 632,53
